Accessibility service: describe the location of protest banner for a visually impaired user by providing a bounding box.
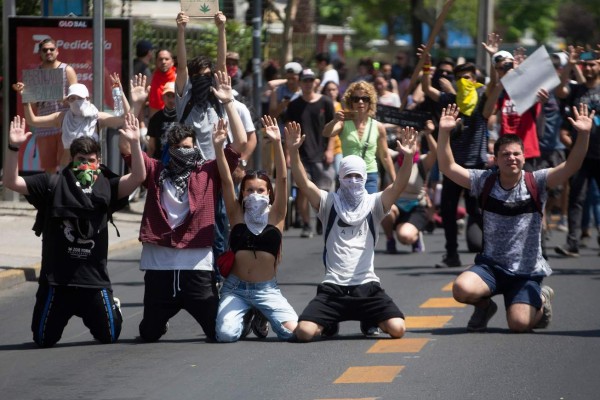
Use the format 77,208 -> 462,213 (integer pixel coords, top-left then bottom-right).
376,104 -> 431,130
21,68 -> 65,103
180,0 -> 219,18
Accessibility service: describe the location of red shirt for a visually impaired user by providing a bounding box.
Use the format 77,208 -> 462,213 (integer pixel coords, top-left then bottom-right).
149,66 -> 176,110
125,146 -> 239,249
497,93 -> 541,159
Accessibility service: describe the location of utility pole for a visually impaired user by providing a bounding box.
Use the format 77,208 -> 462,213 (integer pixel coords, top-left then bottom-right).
476,0 -> 494,77
251,0 -> 262,168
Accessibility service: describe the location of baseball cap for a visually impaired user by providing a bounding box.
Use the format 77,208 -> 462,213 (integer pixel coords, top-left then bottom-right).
300,68 -> 316,81
136,40 -> 154,57
284,62 -> 303,75
66,83 -> 89,99
162,81 -> 175,96
492,50 -> 514,66
226,51 -> 240,61
551,52 -> 568,68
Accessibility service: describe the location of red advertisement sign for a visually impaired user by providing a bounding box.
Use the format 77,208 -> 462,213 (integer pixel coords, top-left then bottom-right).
8,17 -> 130,171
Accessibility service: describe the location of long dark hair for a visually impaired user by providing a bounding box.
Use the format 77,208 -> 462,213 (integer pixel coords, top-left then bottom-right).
238,170 -> 274,208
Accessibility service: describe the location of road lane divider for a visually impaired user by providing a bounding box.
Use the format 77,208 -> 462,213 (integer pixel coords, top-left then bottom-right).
333,366 -> 405,384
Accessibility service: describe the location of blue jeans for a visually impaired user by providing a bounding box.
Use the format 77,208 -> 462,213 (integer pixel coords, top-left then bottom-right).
215,274 -> 298,342
365,172 -> 379,194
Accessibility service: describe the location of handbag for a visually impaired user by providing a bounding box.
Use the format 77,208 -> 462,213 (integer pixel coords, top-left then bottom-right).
216,250 -> 235,278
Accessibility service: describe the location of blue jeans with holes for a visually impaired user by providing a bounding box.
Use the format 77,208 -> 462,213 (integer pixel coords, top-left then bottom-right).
215,274 -> 298,342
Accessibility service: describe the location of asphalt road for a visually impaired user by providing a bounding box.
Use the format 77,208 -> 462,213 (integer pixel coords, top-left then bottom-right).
1,225 -> 599,400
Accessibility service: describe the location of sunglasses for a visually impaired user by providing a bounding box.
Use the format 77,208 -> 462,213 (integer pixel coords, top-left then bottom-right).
351,96 -> 370,103
41,48 -> 56,53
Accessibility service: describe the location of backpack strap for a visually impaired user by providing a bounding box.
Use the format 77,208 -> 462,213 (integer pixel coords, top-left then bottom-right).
179,99 -> 195,124
322,203 -> 376,268
523,171 -> 542,214
32,173 -> 61,237
478,172 -> 497,211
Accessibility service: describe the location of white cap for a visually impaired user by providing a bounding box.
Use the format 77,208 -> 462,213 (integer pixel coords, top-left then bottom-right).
552,52 -> 568,67
284,62 -> 303,75
66,83 -> 89,99
492,50 -> 514,66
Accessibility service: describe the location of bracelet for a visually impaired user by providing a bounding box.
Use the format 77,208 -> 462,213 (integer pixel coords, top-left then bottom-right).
222,98 -> 234,105
8,143 -> 20,152
422,70 -> 431,75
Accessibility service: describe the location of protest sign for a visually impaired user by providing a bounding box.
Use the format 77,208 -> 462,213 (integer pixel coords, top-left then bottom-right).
180,0 -> 219,18
21,68 -> 64,103
376,104 -> 431,130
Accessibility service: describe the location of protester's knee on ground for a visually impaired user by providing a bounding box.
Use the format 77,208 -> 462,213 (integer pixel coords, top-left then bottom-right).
452,279 -> 471,303
382,318 -> 405,338
294,321 -> 319,342
507,317 -> 532,333
33,334 -> 60,348
139,322 -> 165,342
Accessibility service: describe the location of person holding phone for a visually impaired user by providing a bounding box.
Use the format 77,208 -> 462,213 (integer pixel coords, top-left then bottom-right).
322,80 -> 396,194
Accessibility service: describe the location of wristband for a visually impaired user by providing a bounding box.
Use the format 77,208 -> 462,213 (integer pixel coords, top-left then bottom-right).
222,98 -> 234,105
8,143 -> 20,152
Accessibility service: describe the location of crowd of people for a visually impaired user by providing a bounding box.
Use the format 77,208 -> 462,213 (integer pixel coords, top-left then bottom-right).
4,13 -> 600,346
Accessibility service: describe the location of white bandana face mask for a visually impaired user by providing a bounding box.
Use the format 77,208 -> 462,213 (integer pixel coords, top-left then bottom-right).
70,99 -> 96,117
339,177 -> 366,209
243,193 -> 270,234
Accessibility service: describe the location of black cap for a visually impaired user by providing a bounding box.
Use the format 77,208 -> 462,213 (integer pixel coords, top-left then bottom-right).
136,40 -> 154,58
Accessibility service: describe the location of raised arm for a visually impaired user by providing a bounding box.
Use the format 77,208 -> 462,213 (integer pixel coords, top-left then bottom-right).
3,116 -> 32,195
13,82 -> 62,128
212,118 -> 241,224
109,72 -> 131,114
322,109 -> 345,137
437,104 -> 471,189
215,12 -> 227,74
285,122 -> 322,211
117,113 -> 146,199
129,73 -> 150,117
547,104 -> 594,188
381,126 -> 418,211
212,71 -> 247,153
556,45 -> 580,99
175,12 -> 189,95
417,44 -> 441,102
421,119 -> 438,172
263,115 -> 288,228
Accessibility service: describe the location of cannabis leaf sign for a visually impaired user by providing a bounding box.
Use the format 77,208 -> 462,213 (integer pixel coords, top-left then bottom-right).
199,3 -> 210,13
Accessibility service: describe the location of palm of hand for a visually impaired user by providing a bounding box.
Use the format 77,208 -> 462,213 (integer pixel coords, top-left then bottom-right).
131,86 -> 147,103
10,127 -> 26,143
573,116 -> 592,132
264,125 -> 279,140
439,116 -> 456,130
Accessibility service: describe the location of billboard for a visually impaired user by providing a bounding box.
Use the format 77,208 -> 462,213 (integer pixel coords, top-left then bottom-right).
8,17 -> 130,171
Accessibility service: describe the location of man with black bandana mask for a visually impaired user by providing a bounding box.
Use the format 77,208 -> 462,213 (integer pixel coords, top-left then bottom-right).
121,70 -> 247,343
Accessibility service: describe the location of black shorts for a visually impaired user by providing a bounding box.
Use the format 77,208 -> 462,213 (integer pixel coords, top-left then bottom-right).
394,205 -> 429,231
298,282 -> 404,330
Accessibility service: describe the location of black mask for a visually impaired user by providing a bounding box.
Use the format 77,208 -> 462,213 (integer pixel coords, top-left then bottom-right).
190,74 -> 213,107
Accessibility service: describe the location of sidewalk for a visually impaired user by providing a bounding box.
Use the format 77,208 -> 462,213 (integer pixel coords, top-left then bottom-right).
0,197 -> 145,290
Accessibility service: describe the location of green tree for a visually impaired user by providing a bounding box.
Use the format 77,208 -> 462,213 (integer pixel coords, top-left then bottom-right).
556,0 -> 600,45
495,0 -> 560,43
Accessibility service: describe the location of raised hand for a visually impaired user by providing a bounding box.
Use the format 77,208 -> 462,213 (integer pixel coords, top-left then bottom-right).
176,12 -> 189,29
212,118 -> 229,146
537,88 -> 550,104
9,116 -> 32,146
118,113 -> 140,142
12,82 -> 25,94
416,44 -> 431,65
284,121 -> 304,151
130,73 -> 149,104
261,115 -> 280,142
396,126 -> 418,159
513,47 -> 527,67
423,119 -> 435,133
439,104 -> 461,131
482,32 -> 502,56
212,70 -> 233,103
109,72 -> 122,89
568,103 -> 595,134
214,11 -> 226,27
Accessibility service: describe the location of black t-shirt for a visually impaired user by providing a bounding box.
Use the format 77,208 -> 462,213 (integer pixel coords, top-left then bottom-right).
566,83 -> 600,159
24,170 -> 124,288
286,95 -> 334,163
147,108 -> 177,161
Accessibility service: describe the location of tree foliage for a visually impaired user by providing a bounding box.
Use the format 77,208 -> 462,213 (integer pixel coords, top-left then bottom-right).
556,0 -> 600,45
494,0 -> 560,43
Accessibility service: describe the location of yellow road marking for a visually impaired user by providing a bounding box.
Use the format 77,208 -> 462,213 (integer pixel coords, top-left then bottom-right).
405,315 -> 453,328
420,297 -> 466,308
442,282 -> 453,291
367,338 -> 430,353
334,366 -> 404,384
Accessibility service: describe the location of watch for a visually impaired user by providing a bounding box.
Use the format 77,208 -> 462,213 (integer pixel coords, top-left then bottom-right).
239,159 -> 247,168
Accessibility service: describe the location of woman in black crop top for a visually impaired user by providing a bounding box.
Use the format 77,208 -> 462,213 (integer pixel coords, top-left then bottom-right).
212,115 -> 298,342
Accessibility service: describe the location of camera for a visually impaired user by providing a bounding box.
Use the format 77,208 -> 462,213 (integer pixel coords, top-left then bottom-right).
502,62 -> 514,72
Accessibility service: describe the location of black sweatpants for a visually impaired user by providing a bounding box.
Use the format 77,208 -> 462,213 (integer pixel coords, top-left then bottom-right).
31,282 -> 122,347
138,270 -> 219,342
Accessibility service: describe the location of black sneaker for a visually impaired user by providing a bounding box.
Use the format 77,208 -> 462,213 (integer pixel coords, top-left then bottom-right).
241,310 -> 254,339
386,238 -> 397,254
321,323 -> 339,338
554,245 -> 579,257
251,310 -> 270,339
316,219 -> 323,235
301,223 -> 313,238
467,299 -> 498,332
435,253 -> 462,268
360,321 -> 382,337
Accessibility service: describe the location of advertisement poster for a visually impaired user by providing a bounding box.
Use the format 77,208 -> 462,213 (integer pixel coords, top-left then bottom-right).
8,17 -> 130,171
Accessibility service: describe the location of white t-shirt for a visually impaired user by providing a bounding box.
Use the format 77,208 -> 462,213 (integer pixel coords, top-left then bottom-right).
317,190 -> 388,285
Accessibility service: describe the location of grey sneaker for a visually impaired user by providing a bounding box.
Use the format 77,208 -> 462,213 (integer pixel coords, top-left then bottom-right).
251,310 -> 269,339
360,321 -> 382,337
412,231 -> 425,253
467,299 -> 498,332
241,310 -> 254,339
534,286 -> 554,329
113,297 -> 122,317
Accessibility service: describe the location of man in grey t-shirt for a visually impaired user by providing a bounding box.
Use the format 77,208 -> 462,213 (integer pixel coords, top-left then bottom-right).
437,103 -> 593,333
